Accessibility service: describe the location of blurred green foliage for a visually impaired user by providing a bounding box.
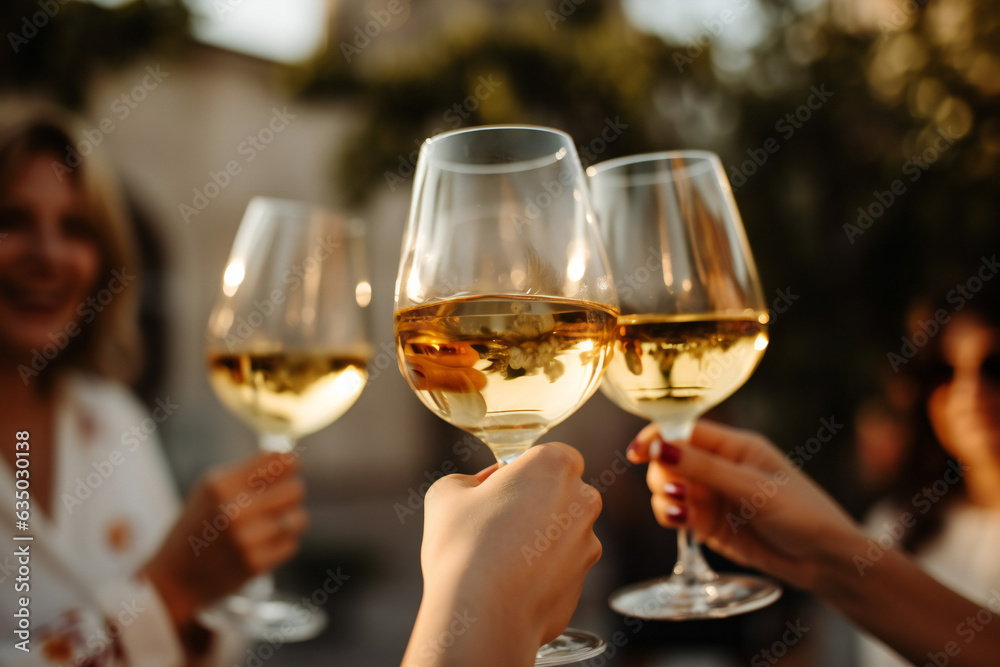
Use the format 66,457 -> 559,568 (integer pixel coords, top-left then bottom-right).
0,0 -> 190,108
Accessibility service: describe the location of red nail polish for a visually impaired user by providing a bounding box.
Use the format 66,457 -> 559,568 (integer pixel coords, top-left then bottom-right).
656,439 -> 681,465
664,482 -> 686,501
667,505 -> 687,524
626,438 -> 638,458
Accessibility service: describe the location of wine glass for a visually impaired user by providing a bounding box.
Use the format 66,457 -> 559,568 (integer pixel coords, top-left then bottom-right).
205,197 -> 372,641
588,151 -> 781,619
394,125 -> 618,665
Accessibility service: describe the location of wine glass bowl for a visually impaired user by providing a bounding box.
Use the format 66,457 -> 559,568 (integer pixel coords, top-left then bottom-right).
395,125 -> 619,466
205,197 -> 372,640
394,126 -> 615,664
588,151 -> 780,619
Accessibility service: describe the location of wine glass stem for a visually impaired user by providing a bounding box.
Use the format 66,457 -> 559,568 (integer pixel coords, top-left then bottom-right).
654,420 -> 718,586
673,527 -> 718,585
247,433 -> 298,605
486,437 -> 538,468
260,433 -> 297,454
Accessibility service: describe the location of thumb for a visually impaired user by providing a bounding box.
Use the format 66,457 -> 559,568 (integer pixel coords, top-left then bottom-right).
474,463 -> 500,483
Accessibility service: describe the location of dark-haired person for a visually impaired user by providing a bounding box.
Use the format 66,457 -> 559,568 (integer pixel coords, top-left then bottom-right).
853,288 -> 1000,666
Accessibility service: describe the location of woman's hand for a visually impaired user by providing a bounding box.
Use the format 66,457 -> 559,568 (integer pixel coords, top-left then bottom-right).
626,420 -> 865,592
403,442 -> 602,667
142,451 -> 308,629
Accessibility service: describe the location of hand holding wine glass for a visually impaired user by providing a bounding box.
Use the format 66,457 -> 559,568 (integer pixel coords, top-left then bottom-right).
394,125 -> 617,664
405,442 -> 603,667
142,451 -> 307,633
205,198 -> 372,641
589,151 -> 778,619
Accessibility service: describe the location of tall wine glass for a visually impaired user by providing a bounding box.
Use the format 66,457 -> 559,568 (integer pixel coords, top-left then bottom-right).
588,151 -> 781,619
394,126 -> 618,665
206,197 -> 372,641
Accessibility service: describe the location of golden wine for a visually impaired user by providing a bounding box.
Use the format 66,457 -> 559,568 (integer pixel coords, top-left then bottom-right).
601,315 -> 768,430
207,350 -> 370,440
395,295 -> 618,463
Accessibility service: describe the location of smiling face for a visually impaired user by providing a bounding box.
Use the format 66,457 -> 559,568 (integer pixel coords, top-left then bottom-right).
928,314 -> 1000,467
0,153 -> 101,361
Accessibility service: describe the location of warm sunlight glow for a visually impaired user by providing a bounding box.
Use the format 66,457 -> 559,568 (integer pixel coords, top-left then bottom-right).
356,280 -> 372,307
222,261 -> 245,297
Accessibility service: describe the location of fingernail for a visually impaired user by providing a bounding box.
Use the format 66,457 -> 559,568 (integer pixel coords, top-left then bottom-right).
664,482 -> 686,501
667,505 -> 687,524
626,438 -> 640,459
655,439 -> 681,465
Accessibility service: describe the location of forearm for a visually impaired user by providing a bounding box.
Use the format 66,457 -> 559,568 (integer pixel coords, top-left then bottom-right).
142,560 -> 214,662
403,582 -> 539,667
817,534 -> 1000,666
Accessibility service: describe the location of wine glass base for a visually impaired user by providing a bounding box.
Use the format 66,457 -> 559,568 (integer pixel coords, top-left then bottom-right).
226,592 -> 328,643
535,628 -> 607,666
609,574 -> 782,620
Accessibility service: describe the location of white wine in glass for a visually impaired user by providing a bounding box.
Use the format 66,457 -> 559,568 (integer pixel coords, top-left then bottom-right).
395,294 -> 617,464
394,126 -> 618,665
206,198 -> 372,640
589,151 -> 780,620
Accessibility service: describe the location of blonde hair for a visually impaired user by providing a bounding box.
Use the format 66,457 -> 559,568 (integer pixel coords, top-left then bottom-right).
0,96 -> 143,384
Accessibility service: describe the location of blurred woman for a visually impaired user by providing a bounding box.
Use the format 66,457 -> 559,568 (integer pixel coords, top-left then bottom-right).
854,287 -> 1000,666
0,98 -> 308,666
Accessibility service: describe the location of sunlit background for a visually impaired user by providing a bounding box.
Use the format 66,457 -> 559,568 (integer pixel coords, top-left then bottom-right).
3,0 -> 999,664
